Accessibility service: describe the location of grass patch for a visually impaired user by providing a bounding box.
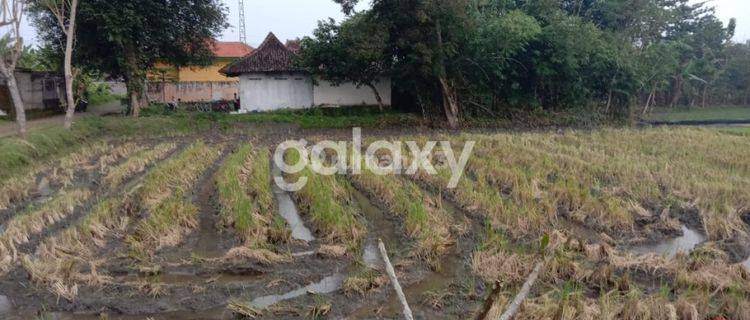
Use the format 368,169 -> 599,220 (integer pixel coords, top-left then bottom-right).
0,188 -> 92,272
103,142 -> 177,188
140,103 -> 425,129
127,141 -> 220,257
215,144 -> 277,247
464,107 -> 621,129
0,141 -> 110,210
350,165 -> 453,265
435,128 -> 750,243
717,126 -> 750,136
285,148 -> 362,247
0,115 -> 214,183
21,198 -> 126,300
644,106 -> 750,122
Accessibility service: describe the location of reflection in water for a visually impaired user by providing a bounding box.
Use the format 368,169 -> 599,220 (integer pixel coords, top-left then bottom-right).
0,295 -> 11,316
630,225 -> 705,258
249,273 -> 345,309
272,183 -> 315,242
351,189 -> 401,270
362,240 -> 381,269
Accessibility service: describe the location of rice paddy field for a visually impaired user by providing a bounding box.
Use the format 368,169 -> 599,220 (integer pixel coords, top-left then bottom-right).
0,122 -> 749,320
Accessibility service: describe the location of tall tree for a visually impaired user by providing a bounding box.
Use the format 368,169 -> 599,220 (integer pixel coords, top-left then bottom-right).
38,0 -> 78,128
298,13 -> 391,111
337,0 -> 472,128
32,0 -> 227,117
0,0 -> 27,137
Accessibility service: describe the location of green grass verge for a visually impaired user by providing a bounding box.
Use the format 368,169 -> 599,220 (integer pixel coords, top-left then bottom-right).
717,126 -> 750,136
0,115 -> 214,182
644,106 -> 750,122
141,103 -> 425,129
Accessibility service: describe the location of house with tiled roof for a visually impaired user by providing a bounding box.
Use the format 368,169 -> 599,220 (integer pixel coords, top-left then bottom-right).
221,32 -> 391,112
147,40 -> 254,102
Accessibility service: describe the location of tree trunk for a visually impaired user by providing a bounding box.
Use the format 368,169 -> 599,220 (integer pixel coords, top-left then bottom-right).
122,43 -> 144,118
701,85 -> 708,109
434,18 -> 459,130
670,74 -> 683,107
7,74 -> 26,138
439,76 -> 460,129
366,83 -> 385,112
129,89 -> 140,118
643,88 -> 654,116
62,0 -> 79,129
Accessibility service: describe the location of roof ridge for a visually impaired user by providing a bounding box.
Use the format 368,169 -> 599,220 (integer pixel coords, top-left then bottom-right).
255,32 -> 289,53
220,32 -> 301,76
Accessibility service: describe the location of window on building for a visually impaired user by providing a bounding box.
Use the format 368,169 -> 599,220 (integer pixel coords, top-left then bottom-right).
275,77 -> 288,80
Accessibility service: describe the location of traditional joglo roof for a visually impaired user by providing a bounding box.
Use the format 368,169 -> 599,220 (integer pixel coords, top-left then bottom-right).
221,32 -> 302,76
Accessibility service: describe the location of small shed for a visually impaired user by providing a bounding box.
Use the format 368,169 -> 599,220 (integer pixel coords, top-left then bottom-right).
221,32 -> 391,112
221,33 -> 313,111
0,69 -> 64,116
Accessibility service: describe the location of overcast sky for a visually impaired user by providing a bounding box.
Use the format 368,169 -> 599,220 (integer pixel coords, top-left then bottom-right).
16,0 -> 750,48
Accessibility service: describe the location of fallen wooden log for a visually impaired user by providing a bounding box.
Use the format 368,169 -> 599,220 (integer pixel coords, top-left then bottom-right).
497,259 -> 546,320
379,238 -> 414,320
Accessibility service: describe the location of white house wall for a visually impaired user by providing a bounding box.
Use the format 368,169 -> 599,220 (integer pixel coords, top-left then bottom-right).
313,77 -> 391,106
239,73 -> 313,111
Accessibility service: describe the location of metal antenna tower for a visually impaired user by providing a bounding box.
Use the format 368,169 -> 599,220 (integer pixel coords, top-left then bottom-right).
238,0 -> 247,44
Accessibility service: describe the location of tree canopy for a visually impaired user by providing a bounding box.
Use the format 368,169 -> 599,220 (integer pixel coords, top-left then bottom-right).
307,0 -> 748,126
297,12 -> 391,110
30,0 -> 228,116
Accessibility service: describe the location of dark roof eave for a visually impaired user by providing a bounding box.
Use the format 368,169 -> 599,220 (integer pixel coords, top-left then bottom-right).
227,69 -> 308,75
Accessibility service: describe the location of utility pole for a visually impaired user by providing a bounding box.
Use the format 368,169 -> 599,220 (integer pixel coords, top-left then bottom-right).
238,0 -> 247,44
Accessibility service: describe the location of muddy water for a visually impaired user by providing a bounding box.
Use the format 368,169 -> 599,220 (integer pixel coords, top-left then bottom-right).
0,295 -> 10,316
273,184 -> 316,242
383,198 -> 472,316
115,271 -> 262,286
352,190 -> 475,319
21,307 -> 232,320
629,225 -> 705,258
351,189 -> 403,269
249,273 -> 346,309
193,168 -> 224,259
271,164 -> 315,242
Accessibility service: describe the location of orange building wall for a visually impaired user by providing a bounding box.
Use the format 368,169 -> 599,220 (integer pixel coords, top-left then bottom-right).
147,58 -> 239,102
177,60 -> 238,82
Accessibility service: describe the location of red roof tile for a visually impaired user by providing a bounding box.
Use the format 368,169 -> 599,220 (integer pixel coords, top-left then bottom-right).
211,41 -> 254,58
221,33 -> 302,76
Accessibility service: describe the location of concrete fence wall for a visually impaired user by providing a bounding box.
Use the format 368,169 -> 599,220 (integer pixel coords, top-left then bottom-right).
313,77 -> 391,106
147,81 -> 239,103
239,73 -> 313,112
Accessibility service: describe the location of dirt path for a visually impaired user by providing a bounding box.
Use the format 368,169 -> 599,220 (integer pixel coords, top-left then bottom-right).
0,101 -> 124,138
